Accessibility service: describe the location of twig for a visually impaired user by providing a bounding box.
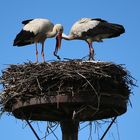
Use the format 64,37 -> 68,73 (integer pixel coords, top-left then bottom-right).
36,77 -> 42,92
47,125 -> 59,140
79,122 -> 90,132
41,122 -> 59,140
116,119 -> 121,140
76,72 -> 101,115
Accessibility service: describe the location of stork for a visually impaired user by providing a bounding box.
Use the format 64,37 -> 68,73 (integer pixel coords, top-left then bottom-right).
13,18 -> 63,62
62,18 -> 125,60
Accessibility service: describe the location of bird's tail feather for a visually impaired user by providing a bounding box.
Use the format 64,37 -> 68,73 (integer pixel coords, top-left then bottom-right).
108,23 -> 125,37
13,30 -> 35,46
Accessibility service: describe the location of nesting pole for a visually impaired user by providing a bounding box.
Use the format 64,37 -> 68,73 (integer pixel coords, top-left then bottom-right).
60,120 -> 79,140
0,61 -> 135,140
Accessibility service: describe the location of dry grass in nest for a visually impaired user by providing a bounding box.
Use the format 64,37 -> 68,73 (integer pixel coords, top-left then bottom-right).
0,60 -> 135,115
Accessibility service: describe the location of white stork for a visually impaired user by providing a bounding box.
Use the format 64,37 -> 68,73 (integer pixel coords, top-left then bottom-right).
13,18 -> 63,62
62,18 -> 125,60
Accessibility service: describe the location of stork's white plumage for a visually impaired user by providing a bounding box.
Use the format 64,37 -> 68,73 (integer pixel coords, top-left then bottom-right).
13,18 -> 63,62
62,18 -> 125,60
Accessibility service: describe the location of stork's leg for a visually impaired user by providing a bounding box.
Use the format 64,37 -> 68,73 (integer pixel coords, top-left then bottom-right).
35,43 -> 38,63
41,42 -> 45,62
88,42 -> 94,60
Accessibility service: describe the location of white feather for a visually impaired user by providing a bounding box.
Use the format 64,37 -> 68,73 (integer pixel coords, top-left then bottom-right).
70,18 -> 100,37
23,19 -> 54,35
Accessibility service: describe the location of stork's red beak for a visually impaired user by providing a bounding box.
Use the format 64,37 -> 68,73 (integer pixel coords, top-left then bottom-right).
56,32 -> 62,49
54,32 -> 62,60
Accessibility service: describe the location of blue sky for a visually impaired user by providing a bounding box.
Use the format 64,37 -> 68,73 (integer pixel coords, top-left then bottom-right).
0,0 -> 139,139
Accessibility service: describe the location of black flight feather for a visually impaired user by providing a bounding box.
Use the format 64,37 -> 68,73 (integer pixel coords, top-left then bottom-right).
82,22 -> 125,40
13,29 -> 36,46
22,19 -> 33,25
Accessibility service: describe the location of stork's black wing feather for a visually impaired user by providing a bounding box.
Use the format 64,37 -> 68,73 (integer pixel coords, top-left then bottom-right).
22,19 -> 34,25
82,22 -> 125,39
13,29 -> 35,46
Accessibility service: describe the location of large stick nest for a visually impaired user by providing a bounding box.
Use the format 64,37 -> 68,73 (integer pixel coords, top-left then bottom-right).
0,60 -> 135,120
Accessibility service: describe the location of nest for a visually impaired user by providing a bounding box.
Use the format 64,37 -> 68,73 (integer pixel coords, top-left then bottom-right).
0,60 -> 135,121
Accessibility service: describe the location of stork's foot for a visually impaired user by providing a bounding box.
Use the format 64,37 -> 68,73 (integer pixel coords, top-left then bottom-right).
88,56 -> 95,61
42,60 -> 46,63
35,58 -> 39,63
35,60 -> 38,64
42,58 -> 46,63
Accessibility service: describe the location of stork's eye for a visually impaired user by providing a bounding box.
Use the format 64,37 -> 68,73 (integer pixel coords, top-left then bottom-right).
60,29 -> 63,32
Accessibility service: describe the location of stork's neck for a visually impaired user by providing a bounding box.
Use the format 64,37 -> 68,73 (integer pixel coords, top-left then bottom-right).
47,25 -> 58,38
62,33 -> 73,40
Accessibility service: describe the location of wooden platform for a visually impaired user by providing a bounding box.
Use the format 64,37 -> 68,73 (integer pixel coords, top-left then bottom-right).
11,93 -> 127,121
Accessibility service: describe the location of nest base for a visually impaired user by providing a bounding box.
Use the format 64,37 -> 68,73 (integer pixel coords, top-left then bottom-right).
0,60 -> 133,121
12,93 -> 126,121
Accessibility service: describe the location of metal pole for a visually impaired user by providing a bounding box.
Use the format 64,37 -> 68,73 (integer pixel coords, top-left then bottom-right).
100,117 -> 117,140
26,120 -> 41,140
